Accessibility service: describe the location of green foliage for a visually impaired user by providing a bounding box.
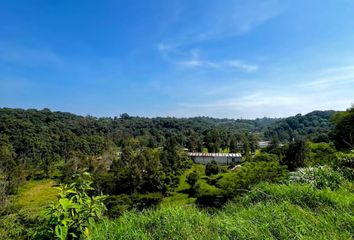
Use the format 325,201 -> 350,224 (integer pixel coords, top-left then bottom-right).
289,166 -> 347,190
90,183 -> 354,240
186,171 -> 199,187
38,172 -> 106,239
332,152 -> 354,180
252,153 -> 279,162
205,160 -> 220,176
0,134 -> 19,195
282,140 -> 307,171
265,110 -> 335,142
160,164 -> 205,206
236,182 -> 354,211
305,142 -> 336,166
104,194 -> 132,217
132,192 -> 164,210
217,161 -> 288,197
0,214 -> 27,240
332,106 -> 354,150
16,179 -> 58,221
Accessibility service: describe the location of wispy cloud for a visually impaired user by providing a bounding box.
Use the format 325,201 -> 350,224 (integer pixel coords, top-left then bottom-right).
226,60 -> 259,73
156,0 -> 280,72
159,46 -> 258,72
173,90 -> 352,118
177,49 -> 219,68
194,0 -> 283,41
304,65 -> 354,89
160,0 -> 284,46
179,93 -> 297,109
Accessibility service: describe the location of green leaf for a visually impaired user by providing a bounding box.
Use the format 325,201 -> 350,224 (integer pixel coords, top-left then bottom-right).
55,225 -> 68,240
59,198 -> 73,211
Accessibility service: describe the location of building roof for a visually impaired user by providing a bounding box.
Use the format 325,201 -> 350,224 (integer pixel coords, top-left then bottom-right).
188,152 -> 242,157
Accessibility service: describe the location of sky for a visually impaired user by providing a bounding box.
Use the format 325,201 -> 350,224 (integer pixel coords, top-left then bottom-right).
1,0 -> 354,119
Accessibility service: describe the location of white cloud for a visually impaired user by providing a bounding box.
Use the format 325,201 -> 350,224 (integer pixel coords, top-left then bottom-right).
172,89 -> 353,119
177,51 -> 219,68
226,60 -> 259,72
304,64 -> 354,89
160,46 -> 258,72
160,0 -> 283,46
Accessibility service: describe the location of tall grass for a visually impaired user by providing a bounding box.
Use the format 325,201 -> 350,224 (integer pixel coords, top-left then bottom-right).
90,183 -> 354,240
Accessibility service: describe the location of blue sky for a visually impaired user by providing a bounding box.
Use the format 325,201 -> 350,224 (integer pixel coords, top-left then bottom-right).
1,0 -> 354,118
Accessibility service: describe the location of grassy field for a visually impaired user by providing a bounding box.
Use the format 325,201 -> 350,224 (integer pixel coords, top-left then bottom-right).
15,179 -> 58,220
91,183 -> 354,239
0,179 -> 59,239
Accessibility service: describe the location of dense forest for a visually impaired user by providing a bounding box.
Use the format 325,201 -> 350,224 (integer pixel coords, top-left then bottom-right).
0,108 -> 335,158
0,107 -> 353,239
264,110 -> 335,142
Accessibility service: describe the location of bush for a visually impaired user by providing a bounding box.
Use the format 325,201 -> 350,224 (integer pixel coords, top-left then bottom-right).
196,193 -> 228,208
105,194 -> 133,218
186,171 -> 199,187
252,153 -> 279,162
0,214 -> 26,240
333,152 -> 354,180
36,172 -> 106,239
289,166 -> 346,190
305,142 -> 336,166
205,161 -> 220,176
132,192 -> 163,210
217,161 -> 288,197
282,140 -> 307,171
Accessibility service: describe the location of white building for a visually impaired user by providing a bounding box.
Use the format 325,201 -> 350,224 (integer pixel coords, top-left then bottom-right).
188,152 -> 242,165
258,141 -> 270,148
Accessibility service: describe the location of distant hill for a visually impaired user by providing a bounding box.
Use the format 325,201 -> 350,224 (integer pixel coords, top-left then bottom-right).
0,108 -> 336,161
264,110 -> 336,142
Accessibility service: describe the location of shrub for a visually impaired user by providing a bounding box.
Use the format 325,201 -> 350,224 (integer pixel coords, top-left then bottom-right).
0,214 -> 26,240
36,172 -> 106,239
289,166 -> 346,190
196,193 -> 228,208
186,171 -> 199,187
205,160 -> 220,176
305,142 -> 336,166
252,153 -> 279,162
132,192 -> 163,210
105,194 -> 133,218
332,152 -> 354,180
282,140 -> 307,171
217,161 -> 288,197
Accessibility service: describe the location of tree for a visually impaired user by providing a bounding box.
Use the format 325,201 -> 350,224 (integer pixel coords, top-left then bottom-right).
0,169 -> 8,211
205,160 -> 220,176
252,153 -> 279,162
229,138 -> 238,153
186,171 -> 199,188
187,131 -> 202,152
186,170 -> 200,196
205,129 -> 221,153
0,134 -> 18,194
282,140 -> 307,171
332,107 -> 354,150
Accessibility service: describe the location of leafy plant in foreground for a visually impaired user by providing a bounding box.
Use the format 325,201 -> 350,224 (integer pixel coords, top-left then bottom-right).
37,172 -> 106,239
